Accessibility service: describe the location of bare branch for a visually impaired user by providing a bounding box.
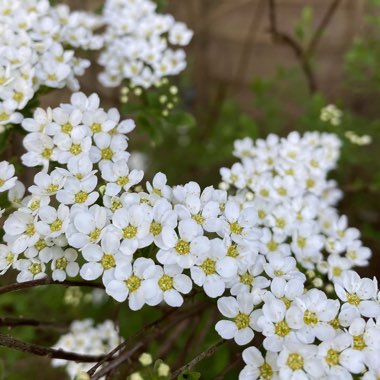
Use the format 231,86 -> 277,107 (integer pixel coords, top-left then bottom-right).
0,277 -> 104,295
0,317 -> 68,331
268,0 -> 317,93
0,333 -> 106,363
306,0 -> 342,58
170,340 -> 226,379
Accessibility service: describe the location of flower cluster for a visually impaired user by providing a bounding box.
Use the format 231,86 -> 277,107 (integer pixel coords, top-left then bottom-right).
51,319 -> 121,379
0,0 -> 102,128
1,93 -> 379,379
98,0 -> 193,88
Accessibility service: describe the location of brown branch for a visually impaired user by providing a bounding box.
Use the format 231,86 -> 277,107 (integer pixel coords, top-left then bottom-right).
268,0 -> 342,94
89,301 -> 208,379
0,317 -> 68,331
0,333 -> 106,363
0,278 -> 104,295
268,0 -> 317,93
87,307 -> 178,377
305,0 -> 343,58
91,342 -> 144,380
170,340 -> 226,379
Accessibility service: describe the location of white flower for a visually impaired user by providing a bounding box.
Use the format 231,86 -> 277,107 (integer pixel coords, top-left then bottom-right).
51,247 -> 79,281
3,211 -> 39,254
101,160 -> 144,196
148,264 -> 192,307
215,294 -> 256,345
105,257 -> 157,309
36,204 -> 70,238
190,238 -> 237,298
239,346 -> 279,380
286,289 -> 340,343
67,205 -> 109,249
112,204 -> 152,256
0,161 -> 17,192
277,343 -> 323,379
80,232 -> 126,285
157,219 -> 209,269
335,271 -> 380,326
56,176 -> 99,206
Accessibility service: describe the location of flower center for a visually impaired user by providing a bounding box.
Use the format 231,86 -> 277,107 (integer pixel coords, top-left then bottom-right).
259,363 -> 273,380
111,198 -> 122,211
123,225 -> 137,239
201,258 -> 216,275
41,148 -> 53,159
150,222 -> 162,236
281,297 -> 292,309
69,144 -> 82,155
175,240 -> 190,255
101,147 -> 114,160
353,335 -> 366,351
347,293 -> 361,306
30,199 -> 40,211
126,275 -> 141,292
35,239 -> 47,251
116,176 -> 129,187
303,310 -> 318,325
227,244 -> 239,258
75,191 -> 88,204
56,257 -> 68,270
158,274 -> 173,291
47,184 -> 59,193
29,263 -> 42,275
325,349 -> 339,366
62,123 -> 73,134
329,319 -> 340,330
25,224 -> 35,237
91,123 -> 102,133
240,272 -> 253,285
267,240 -> 278,252
276,218 -> 285,228
50,219 -> 63,232
192,213 -> 205,225
5,252 -> 14,265
287,353 -> 304,371
234,313 -> 250,329
297,237 -> 306,249
101,254 -> 116,270
229,222 -> 242,235
274,320 -> 290,337
89,228 -> 101,242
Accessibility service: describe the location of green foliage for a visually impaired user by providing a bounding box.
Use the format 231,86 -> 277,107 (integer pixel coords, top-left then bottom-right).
294,6 -> 314,44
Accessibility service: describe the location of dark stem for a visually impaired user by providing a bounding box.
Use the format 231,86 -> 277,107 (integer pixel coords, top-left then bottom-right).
0,317 -> 68,331
268,0 -> 317,93
0,333 -> 106,363
0,278 -> 104,295
305,0 -> 342,58
170,340 -> 226,379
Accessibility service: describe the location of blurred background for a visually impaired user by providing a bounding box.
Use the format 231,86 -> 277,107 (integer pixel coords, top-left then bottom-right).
2,0 -> 380,378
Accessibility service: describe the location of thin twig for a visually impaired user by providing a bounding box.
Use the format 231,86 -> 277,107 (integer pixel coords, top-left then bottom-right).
0,333 -> 106,363
91,342 -> 144,380
0,317 -> 68,331
87,307 -> 178,376
90,302 -> 208,379
268,0 -> 317,93
170,340 -> 226,379
0,278 -> 104,295
305,0 -> 343,58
